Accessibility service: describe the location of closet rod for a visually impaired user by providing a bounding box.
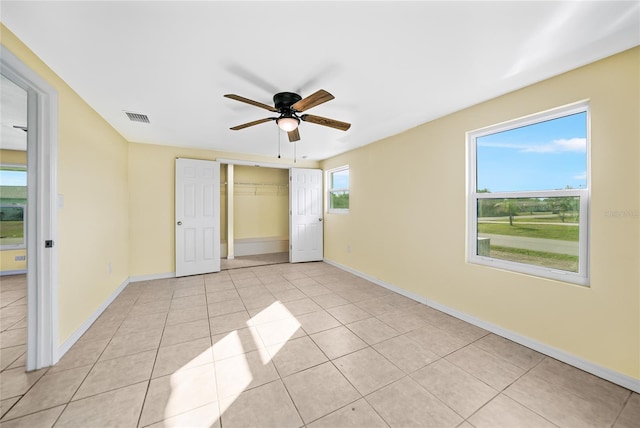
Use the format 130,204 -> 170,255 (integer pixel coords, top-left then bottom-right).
223,182 -> 288,186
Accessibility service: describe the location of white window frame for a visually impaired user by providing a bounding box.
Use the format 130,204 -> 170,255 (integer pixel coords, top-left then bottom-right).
327,165 -> 350,214
467,101 -> 590,286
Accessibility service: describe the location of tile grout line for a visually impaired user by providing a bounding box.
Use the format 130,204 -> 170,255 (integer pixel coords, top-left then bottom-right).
203,273 -> 224,428
55,288 -> 150,423
135,282 -> 175,428
303,291 -> 406,426
466,356 -> 556,427
0,286 -> 143,423
610,391 -> 634,428
276,270 -> 359,427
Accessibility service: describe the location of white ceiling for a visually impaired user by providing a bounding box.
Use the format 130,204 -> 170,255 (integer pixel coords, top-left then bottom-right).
1,1 -> 638,161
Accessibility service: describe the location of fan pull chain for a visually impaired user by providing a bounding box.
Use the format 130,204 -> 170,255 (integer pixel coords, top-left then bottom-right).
294,141 -> 297,163
277,128 -> 281,159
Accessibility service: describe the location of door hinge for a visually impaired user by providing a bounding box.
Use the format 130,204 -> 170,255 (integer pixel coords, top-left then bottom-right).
45,240 -> 54,248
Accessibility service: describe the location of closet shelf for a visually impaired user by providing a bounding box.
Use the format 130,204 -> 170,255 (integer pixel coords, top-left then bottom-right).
222,181 -> 289,196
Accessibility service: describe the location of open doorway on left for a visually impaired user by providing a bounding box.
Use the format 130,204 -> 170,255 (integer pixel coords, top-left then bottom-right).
0,73 -> 29,371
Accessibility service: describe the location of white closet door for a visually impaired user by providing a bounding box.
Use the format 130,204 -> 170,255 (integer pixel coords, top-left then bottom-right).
175,158 -> 220,276
289,168 -> 323,263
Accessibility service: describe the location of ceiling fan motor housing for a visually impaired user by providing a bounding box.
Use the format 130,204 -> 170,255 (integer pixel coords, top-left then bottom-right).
274,92 -> 302,111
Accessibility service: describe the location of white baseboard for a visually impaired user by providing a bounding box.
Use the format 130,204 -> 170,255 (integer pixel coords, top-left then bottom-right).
0,269 -> 27,276
221,237 -> 288,258
324,258 -> 640,394
129,272 -> 175,283
323,258 -> 427,305
425,299 -> 640,393
57,276 -> 130,358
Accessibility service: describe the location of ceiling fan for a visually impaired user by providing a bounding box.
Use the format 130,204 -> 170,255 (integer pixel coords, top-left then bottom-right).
224,89 -> 351,142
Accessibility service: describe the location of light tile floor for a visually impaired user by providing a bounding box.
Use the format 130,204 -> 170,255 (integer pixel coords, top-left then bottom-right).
1,263 -> 639,427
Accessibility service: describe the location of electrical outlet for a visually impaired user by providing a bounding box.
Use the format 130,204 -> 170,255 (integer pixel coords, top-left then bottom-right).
108,262 -> 112,274
347,244 -> 351,253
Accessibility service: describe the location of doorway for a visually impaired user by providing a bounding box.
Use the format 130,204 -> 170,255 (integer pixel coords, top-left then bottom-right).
0,74 -> 28,372
1,46 -> 58,370
220,163 -> 290,270
217,160 -> 324,270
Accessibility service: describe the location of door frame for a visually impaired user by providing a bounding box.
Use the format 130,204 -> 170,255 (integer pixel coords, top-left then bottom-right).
217,158 -> 293,261
216,159 -> 323,263
1,46 -> 59,370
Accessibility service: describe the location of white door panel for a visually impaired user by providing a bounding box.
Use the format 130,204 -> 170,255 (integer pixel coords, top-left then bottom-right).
290,168 -> 323,263
176,158 -> 220,276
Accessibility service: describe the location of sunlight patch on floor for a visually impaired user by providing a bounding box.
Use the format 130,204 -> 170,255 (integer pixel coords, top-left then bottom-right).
167,363 -> 219,422
248,301 -> 300,364
166,300 -> 301,424
212,330 -> 248,364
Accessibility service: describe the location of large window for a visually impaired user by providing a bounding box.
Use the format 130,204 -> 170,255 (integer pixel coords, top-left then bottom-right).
0,165 -> 27,250
468,102 -> 589,285
327,165 -> 349,213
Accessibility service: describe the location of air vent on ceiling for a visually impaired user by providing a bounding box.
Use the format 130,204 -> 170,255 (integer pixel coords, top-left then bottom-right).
124,111 -> 150,123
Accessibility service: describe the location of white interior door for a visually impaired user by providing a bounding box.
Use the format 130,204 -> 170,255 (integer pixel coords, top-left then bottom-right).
175,158 -> 220,276
290,168 -> 323,263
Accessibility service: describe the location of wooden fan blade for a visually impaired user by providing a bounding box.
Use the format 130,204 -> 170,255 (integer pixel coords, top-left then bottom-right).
224,94 -> 278,112
230,117 -> 275,130
288,128 -> 300,142
300,114 -> 351,131
291,89 -> 334,112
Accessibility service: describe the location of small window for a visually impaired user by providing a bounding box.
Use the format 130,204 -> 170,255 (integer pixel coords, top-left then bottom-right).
468,102 -> 589,285
0,165 -> 27,250
327,165 -> 349,212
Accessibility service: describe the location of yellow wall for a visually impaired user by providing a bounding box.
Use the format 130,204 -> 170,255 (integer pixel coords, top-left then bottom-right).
1,25 -> 130,345
321,47 -> 640,379
233,166 -> 289,240
0,251 -> 25,271
128,142 -> 316,277
0,149 -> 26,164
0,248 -> 27,274
0,249 -> 26,272
0,149 -> 27,272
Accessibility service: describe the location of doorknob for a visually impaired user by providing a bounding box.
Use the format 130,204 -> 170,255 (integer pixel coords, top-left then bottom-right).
177,221 -> 182,226
319,218 -> 323,222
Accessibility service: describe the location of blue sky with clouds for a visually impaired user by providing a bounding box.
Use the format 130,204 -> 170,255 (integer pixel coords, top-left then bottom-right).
476,112 -> 587,192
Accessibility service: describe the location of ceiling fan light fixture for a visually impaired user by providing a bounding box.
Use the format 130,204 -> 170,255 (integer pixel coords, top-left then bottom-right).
276,115 -> 299,132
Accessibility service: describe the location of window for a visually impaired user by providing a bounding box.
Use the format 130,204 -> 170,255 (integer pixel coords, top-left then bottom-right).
0,165 -> 27,250
468,102 -> 589,285
327,165 -> 349,212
